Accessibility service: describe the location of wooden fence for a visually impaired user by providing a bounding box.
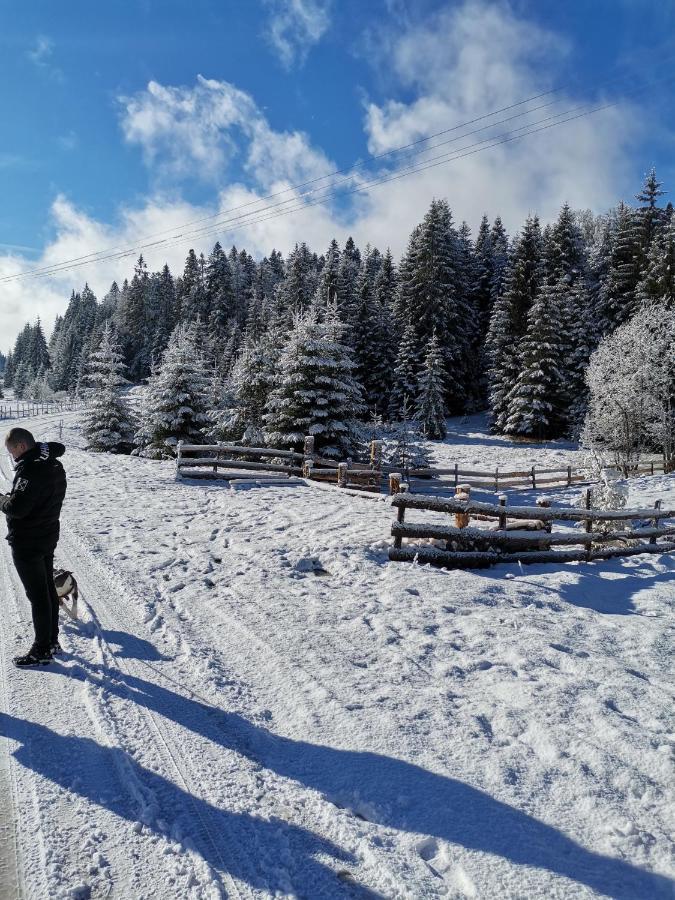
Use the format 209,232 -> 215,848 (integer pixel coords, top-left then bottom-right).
397,459 -> 669,494
176,436 -> 383,492
389,487 -> 675,569
0,400 -> 82,420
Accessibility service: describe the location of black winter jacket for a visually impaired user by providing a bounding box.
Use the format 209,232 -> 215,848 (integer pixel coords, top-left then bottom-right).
0,442 -> 67,551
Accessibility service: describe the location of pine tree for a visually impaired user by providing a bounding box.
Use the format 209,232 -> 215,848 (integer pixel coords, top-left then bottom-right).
217,330 -> 282,443
503,277 -> 567,439
599,201 -> 642,328
390,322 -> 419,420
81,323 -> 136,452
206,242 -> 234,343
264,311 -> 363,456
136,323 -> 212,457
416,331 -> 447,439
275,243 -> 318,325
486,215 -> 543,432
370,249 -> 398,418
27,319 -> 51,373
638,216 -> 675,306
635,168 -> 667,252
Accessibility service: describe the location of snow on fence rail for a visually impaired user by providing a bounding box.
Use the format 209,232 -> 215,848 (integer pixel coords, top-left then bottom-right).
0,400 -> 82,420
389,486 -> 675,569
176,435 -> 383,492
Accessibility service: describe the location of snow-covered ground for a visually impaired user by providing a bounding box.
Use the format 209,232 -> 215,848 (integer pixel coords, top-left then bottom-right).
0,410 -> 673,899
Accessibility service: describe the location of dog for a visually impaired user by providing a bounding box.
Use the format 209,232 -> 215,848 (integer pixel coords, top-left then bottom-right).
54,569 -> 79,621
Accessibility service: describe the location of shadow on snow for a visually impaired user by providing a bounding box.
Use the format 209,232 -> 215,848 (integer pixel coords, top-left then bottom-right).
3,653 -> 671,900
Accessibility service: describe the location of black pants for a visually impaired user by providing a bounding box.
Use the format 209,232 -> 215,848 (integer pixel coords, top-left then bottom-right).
12,548 -> 59,651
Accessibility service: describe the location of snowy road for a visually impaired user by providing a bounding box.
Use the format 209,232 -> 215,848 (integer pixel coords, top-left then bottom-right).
0,410 -> 673,898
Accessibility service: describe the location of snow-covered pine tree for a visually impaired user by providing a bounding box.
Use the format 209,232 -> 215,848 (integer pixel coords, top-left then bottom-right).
503,277 -> 567,439
486,215 -> 543,432
638,215 -> 675,306
81,323 -> 136,453
136,322 -> 212,458
176,249 -> 207,324
599,201 -> 643,328
352,246 -> 388,417
635,168 -> 667,255
316,239 -> 341,306
275,243 -> 318,325
27,319 -> 51,374
390,322 -> 419,421
416,331 -> 447,439
335,237 -> 361,327
206,241 -> 234,344
263,311 -> 363,456
548,202 -> 586,283
370,248 -> 398,418
215,329 -> 282,443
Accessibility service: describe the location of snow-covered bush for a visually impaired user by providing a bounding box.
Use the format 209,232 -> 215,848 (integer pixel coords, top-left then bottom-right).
582,301 -> 675,472
579,450 -> 628,530
81,323 -> 136,453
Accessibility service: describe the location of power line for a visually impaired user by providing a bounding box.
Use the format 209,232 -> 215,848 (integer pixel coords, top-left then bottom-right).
22,96 -> 626,284
3,65 -> 673,284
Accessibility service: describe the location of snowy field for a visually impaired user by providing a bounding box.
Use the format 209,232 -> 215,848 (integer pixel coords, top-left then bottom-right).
0,409 -> 673,899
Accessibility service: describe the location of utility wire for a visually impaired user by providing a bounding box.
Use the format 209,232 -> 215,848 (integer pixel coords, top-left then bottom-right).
3,65 -> 673,284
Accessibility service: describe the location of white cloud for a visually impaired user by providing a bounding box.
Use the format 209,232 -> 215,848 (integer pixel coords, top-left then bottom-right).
1,2 -> 643,348
27,35 -> 54,67
118,75 -> 334,188
262,0 -> 332,68
26,34 -> 64,81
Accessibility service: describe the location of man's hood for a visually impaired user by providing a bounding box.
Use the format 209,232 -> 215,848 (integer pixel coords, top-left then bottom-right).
17,442 -> 66,466
42,442 -> 66,459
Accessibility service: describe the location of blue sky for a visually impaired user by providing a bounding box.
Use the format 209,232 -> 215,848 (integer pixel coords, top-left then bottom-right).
1,0 -> 674,344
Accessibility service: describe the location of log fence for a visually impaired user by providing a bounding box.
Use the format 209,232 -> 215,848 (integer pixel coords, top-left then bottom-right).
389,484 -> 675,569
177,438 -> 383,491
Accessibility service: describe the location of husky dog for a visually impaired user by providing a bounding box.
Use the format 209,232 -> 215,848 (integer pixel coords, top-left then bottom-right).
54,569 -> 78,620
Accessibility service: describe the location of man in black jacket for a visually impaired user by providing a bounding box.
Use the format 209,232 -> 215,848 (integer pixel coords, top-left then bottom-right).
0,428 -> 67,667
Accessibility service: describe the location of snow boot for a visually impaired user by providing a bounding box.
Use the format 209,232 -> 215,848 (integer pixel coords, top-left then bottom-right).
13,645 -> 53,668
50,640 -> 64,657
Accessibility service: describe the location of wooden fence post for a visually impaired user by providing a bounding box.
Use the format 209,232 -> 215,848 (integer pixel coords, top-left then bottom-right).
651,462 -> 654,476
531,466 -> 536,489
176,440 -> 183,474
337,462 -> 348,488
650,500 -> 662,544
584,488 -> 593,560
498,494 -> 507,530
537,497 -> 552,533
394,501 -> 406,549
567,466 -> 572,486
454,463 -> 459,488
455,484 -> 471,529
302,460 -> 313,479
389,472 -> 402,495
303,435 -> 315,460
370,440 -> 383,471
584,488 -> 592,532
494,467 -> 499,492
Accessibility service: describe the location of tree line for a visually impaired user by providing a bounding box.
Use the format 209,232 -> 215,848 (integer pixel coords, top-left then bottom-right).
3,169 -> 674,459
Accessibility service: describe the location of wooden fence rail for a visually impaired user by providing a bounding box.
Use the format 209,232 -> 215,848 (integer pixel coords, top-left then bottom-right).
389,487 -> 675,569
176,437 -> 383,491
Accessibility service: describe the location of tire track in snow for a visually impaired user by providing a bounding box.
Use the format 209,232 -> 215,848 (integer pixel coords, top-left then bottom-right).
57,523 -> 258,900
0,551 -> 24,900
58,523 -> 403,899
